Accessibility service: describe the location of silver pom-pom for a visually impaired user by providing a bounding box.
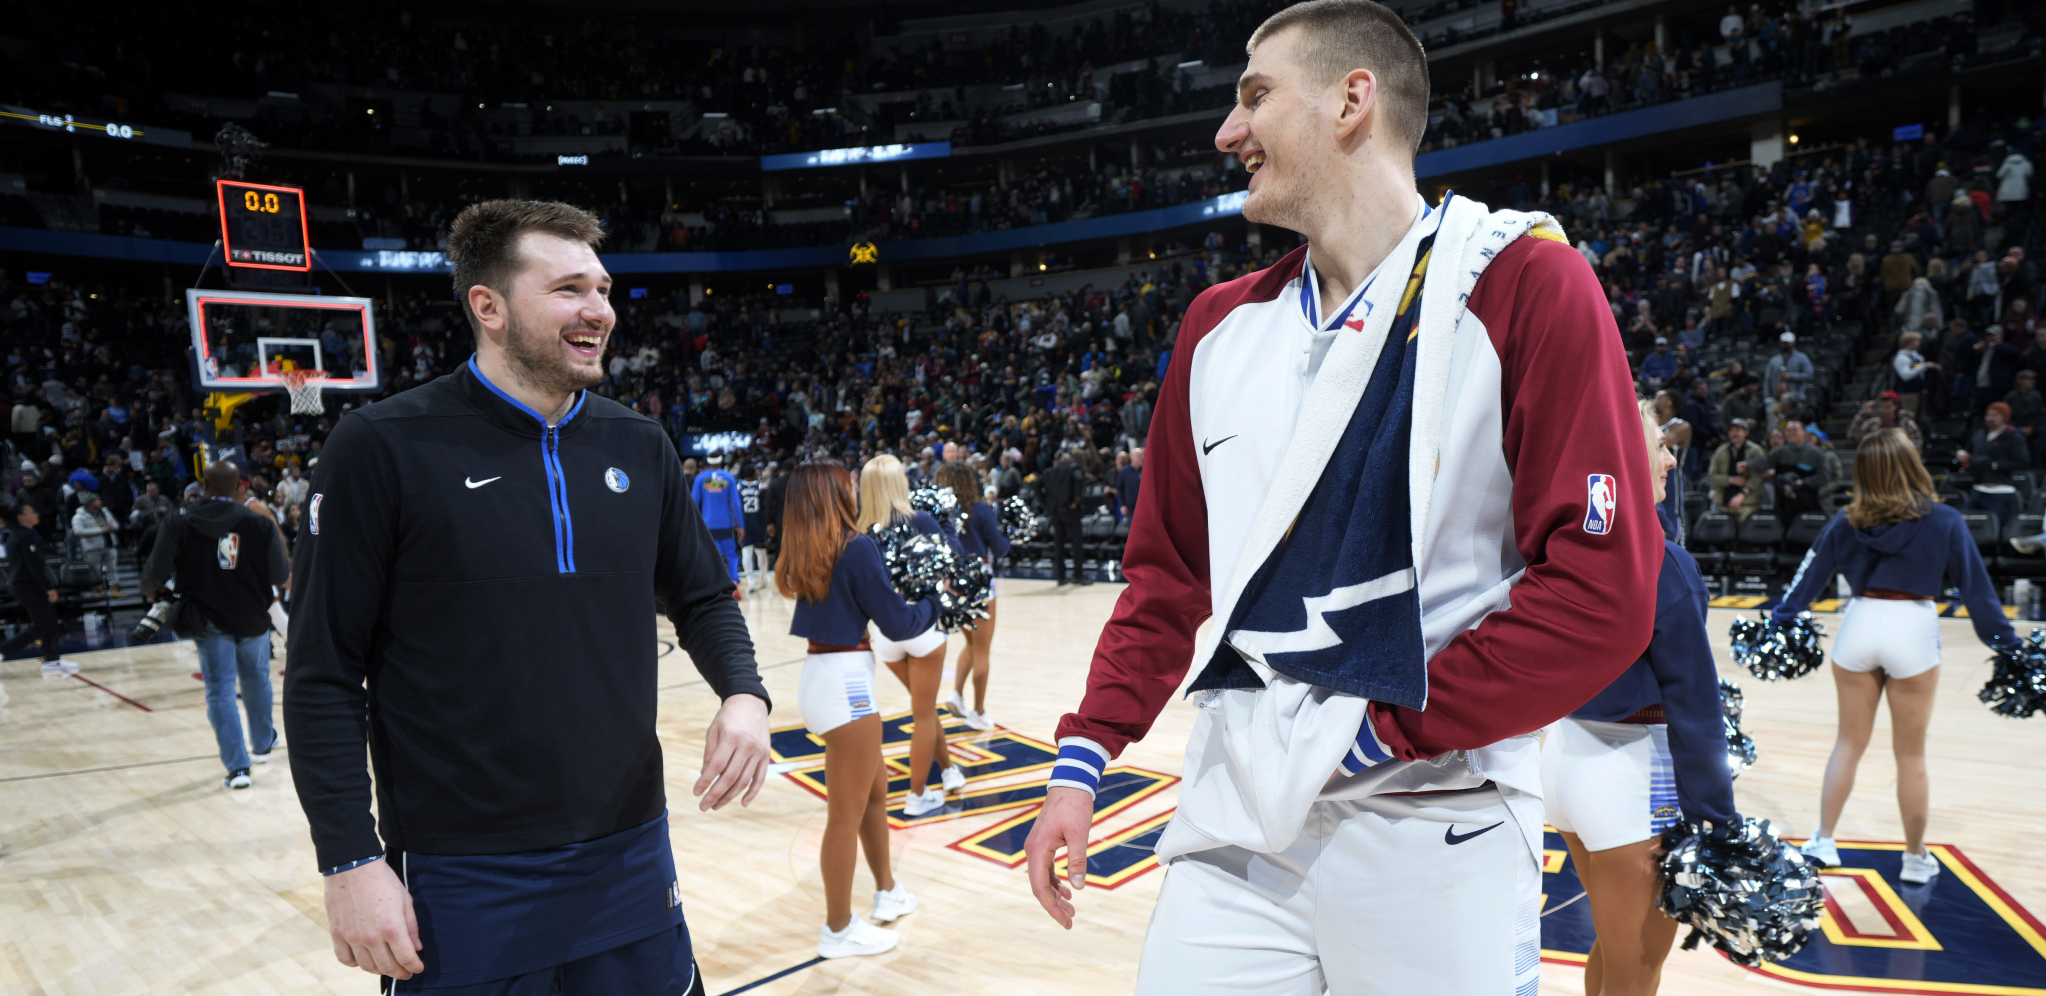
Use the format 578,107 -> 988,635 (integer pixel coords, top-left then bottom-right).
1721,678 -> 1757,778
1729,612 -> 1826,681
909,486 -> 965,534
867,521 -> 991,631
938,556 -> 995,631
1981,628 -> 2046,719
999,495 -> 1042,544
1658,818 -> 1824,966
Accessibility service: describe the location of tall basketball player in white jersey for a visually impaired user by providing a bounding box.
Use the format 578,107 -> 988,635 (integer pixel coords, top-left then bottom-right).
1022,2 -> 1663,993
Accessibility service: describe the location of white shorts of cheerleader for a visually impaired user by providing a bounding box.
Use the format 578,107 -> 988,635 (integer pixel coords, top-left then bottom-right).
798,650 -> 879,736
870,623 -> 945,662
1831,596 -> 1942,680
1135,762 -> 1543,996
1541,717 -> 1682,852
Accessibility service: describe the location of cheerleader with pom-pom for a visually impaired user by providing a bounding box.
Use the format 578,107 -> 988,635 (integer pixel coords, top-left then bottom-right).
936,460 -> 1009,732
857,454 -> 967,817
1542,400 -> 1740,996
781,459 -> 937,958
1772,428 -> 2014,883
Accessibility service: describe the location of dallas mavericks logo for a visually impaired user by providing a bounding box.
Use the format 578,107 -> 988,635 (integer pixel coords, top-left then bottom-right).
1583,473 -> 1617,535
605,467 -> 630,493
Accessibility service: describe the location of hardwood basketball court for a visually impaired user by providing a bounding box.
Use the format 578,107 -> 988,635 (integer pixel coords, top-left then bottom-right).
3,580 -> 2043,995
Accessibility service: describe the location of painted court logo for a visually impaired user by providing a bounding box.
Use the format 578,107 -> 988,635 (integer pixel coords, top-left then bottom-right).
1582,474 -> 1616,536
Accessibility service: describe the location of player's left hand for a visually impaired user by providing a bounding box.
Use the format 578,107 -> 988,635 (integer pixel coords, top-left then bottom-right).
695,692 -> 770,811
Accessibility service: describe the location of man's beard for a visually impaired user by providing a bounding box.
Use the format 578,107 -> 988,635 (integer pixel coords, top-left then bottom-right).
503,310 -> 604,398
1243,172 -> 1315,240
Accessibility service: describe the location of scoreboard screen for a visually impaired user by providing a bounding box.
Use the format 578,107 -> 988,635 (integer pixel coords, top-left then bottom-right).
216,180 -> 311,271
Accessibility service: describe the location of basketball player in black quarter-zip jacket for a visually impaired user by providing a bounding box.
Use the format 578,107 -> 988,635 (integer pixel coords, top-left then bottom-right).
285,199 -> 770,996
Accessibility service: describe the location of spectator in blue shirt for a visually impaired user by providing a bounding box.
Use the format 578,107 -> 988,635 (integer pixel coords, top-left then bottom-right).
1639,338 -> 1678,392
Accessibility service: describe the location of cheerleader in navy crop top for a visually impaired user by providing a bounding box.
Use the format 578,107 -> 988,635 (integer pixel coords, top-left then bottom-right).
779,459 -> 928,960
856,455 -> 966,818
1773,428 -> 2010,885
1540,401 -> 1741,996
936,461 -> 1008,732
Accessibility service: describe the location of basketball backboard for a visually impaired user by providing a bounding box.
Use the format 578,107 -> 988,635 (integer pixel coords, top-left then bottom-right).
186,289 -> 382,394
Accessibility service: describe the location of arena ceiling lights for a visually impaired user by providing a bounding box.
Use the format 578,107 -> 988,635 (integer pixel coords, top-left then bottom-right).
760,141 -> 950,172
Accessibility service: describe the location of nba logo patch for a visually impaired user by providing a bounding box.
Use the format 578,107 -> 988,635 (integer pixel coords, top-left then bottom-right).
309,494 -> 322,535
216,533 -> 241,570
1583,474 -> 1616,535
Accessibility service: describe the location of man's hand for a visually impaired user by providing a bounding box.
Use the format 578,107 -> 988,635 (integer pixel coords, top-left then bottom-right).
1024,786 -> 1095,929
324,858 -> 423,980
694,692 -> 770,811
735,527 -> 745,543
46,590 -> 58,604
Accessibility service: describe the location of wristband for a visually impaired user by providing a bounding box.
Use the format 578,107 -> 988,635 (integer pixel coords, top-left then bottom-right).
1048,737 -> 1110,797
321,854 -> 384,877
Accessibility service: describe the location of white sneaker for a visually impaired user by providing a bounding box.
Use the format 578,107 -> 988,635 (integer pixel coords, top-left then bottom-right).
40,659 -> 79,677
941,689 -> 967,716
1800,836 -> 1839,867
817,915 -> 899,959
2013,533 -> 2046,554
902,785 -> 947,818
960,709 -> 995,732
1900,850 -> 1941,884
250,738 -> 280,764
223,769 -> 252,790
940,765 -> 966,793
871,882 -> 919,923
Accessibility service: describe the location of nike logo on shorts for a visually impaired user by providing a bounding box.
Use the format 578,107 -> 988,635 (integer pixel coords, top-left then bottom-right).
1202,435 -> 1238,455
1444,821 -> 1505,845
465,476 -> 502,489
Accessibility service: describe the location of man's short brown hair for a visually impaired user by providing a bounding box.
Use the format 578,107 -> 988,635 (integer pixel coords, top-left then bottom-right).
1248,0 -> 1430,153
445,199 -> 606,335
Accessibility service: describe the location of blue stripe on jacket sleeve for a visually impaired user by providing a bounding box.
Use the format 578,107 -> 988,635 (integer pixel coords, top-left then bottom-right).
1048,737 -> 1110,796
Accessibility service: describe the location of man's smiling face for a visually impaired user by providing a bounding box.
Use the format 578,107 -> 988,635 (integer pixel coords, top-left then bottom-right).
501,232 -> 615,396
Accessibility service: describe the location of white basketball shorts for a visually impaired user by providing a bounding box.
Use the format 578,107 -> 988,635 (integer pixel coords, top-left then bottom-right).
871,623 -> 946,662
1540,718 -> 1680,851
1135,785 -> 1541,996
797,651 -> 879,736
1831,596 -> 1942,679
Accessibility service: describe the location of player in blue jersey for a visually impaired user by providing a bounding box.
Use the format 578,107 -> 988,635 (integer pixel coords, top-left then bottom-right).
935,460 -> 1009,731
1541,401 -> 1739,996
856,454 -> 966,817
692,453 -> 744,589
782,458 -> 937,958
737,462 -> 767,593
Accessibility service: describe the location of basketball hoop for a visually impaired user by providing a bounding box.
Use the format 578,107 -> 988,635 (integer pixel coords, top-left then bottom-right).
280,369 -> 327,415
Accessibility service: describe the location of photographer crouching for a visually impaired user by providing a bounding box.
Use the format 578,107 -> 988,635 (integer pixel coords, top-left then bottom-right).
140,461 -> 289,790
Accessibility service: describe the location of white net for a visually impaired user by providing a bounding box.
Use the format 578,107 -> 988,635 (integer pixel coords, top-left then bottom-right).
281,369 -> 327,415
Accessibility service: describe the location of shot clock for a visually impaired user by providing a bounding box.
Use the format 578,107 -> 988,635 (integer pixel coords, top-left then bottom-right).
215,180 -> 311,271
